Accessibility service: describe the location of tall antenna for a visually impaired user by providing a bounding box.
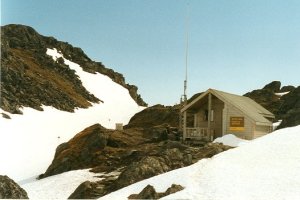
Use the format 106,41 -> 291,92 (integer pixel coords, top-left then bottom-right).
182,1 -> 189,105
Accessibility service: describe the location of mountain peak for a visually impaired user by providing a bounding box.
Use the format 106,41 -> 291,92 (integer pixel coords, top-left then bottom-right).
1,24 -> 147,114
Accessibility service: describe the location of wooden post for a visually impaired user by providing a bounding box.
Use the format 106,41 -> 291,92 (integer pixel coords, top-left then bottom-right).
207,93 -> 212,140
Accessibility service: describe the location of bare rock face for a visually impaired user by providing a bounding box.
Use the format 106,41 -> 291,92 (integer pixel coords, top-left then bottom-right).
244,81 -> 300,129
262,81 -> 281,92
40,124 -> 110,178
0,175 -> 29,199
68,181 -> 100,199
128,185 -> 159,199
277,86 -> 300,129
128,184 -> 184,199
115,156 -> 170,189
125,104 -> 180,129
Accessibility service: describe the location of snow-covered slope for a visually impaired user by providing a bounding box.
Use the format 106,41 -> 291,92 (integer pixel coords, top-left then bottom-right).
101,125 -> 300,200
0,48 -> 145,181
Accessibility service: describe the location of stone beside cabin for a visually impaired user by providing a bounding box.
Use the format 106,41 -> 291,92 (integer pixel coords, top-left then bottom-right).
181,89 -> 275,141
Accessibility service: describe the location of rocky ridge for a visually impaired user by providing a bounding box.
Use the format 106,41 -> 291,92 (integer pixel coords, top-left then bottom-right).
1,24 -> 146,114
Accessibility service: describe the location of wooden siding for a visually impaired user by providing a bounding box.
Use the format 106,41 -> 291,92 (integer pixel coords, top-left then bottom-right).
224,103 -> 254,140
253,125 -> 272,139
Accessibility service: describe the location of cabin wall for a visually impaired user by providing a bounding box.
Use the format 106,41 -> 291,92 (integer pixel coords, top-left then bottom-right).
224,103 -> 254,140
253,125 -> 272,139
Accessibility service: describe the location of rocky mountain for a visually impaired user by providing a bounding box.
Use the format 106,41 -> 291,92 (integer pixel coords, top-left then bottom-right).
244,81 -> 300,129
1,24 -> 146,114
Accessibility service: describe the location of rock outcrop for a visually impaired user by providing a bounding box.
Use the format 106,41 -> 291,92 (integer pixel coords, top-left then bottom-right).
125,104 -> 180,129
128,184 -> 184,199
40,124 -> 148,178
244,81 -> 300,129
0,175 -> 29,199
41,122 -> 231,198
1,24 -> 146,114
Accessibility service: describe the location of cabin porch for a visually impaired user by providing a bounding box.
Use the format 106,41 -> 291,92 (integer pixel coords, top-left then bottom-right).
181,92 -> 225,142
185,127 -> 214,141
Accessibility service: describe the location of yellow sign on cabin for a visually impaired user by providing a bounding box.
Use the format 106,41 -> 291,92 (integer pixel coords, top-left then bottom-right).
229,117 -> 245,131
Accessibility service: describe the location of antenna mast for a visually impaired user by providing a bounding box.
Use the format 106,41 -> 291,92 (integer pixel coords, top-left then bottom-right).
182,2 -> 189,105
179,2 -> 189,137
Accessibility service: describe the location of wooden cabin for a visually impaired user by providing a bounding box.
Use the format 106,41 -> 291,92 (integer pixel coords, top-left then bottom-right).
181,89 -> 275,142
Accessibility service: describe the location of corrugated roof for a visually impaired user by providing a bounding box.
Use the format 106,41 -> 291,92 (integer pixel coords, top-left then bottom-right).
182,88 -> 275,125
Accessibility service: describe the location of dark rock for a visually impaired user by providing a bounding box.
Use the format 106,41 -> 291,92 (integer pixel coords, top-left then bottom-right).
128,184 -> 184,199
128,185 -> 159,199
277,86 -> 300,129
245,82 -> 300,129
125,104 -> 180,129
163,184 -> 184,197
0,175 -> 29,199
40,124 -> 149,178
1,112 -> 11,119
262,81 -> 281,92
115,156 -> 170,189
280,85 -> 295,92
68,181 -> 103,199
40,124 -> 109,178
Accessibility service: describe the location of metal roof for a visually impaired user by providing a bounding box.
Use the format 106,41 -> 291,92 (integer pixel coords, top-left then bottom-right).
181,88 -> 275,125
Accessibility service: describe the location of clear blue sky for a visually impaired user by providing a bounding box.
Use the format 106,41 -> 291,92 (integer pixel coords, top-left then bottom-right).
1,0 -> 300,105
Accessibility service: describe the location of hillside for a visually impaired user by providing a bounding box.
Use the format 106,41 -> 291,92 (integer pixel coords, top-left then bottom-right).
0,24 -> 146,181
1,24 -> 146,115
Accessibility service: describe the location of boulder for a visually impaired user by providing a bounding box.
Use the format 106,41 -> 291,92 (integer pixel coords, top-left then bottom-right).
68,181 -> 103,199
128,184 -> 184,199
163,184 -> 184,196
0,175 -> 28,199
128,185 -> 159,199
40,124 -> 109,178
115,156 -> 170,189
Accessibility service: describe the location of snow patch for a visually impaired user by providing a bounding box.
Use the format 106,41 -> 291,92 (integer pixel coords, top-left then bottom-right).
21,169 -> 101,199
275,91 -> 290,96
100,125 -> 300,200
213,134 -> 250,147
